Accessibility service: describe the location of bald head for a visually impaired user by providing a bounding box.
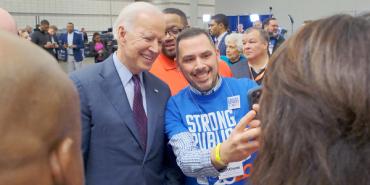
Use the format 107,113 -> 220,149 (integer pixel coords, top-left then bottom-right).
0,8 -> 17,35
0,31 -> 83,185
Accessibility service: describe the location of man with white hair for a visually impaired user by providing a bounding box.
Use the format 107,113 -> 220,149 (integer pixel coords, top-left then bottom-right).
70,2 -> 183,185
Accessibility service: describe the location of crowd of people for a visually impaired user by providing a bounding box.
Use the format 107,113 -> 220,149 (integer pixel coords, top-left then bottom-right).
0,3 -> 369,185
15,17 -> 116,72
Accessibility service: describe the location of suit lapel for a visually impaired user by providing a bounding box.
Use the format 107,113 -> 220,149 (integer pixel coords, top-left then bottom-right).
143,71 -> 160,157
99,56 -> 146,151
72,32 -> 76,45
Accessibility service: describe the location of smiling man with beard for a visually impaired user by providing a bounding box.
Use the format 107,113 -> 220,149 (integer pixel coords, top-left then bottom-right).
150,8 -> 233,95
165,28 -> 261,185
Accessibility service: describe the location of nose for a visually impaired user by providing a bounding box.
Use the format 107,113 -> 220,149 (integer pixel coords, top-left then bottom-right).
243,43 -> 250,50
193,57 -> 206,72
243,44 -> 249,54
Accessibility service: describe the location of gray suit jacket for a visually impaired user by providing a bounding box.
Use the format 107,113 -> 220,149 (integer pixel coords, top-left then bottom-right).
70,55 -> 182,185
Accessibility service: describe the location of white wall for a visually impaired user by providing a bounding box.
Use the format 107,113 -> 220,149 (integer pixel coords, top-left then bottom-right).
0,0 -> 215,33
215,0 -> 370,35
0,0 -> 134,32
154,0 -> 215,29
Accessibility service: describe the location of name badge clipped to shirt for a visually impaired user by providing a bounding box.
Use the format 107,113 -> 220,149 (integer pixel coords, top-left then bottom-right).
227,95 -> 241,110
219,161 -> 244,179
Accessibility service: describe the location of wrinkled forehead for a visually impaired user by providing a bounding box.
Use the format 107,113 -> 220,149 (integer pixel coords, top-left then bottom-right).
244,30 -> 262,40
178,34 -> 215,56
131,13 -> 165,37
269,20 -> 278,26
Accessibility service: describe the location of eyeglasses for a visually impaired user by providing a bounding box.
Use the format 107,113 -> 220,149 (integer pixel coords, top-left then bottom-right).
165,27 -> 183,37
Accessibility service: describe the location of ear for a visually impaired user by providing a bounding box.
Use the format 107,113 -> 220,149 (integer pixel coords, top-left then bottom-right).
174,58 -> 181,71
216,48 -> 221,58
118,26 -> 127,43
49,138 -> 74,185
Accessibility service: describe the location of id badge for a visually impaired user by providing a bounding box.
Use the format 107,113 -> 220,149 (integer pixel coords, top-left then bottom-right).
227,95 -> 241,110
218,161 -> 244,179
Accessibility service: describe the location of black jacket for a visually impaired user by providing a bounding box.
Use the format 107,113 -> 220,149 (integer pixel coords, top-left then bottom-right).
31,30 -> 54,56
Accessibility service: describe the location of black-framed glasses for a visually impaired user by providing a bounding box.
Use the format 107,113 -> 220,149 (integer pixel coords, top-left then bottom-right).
165,27 -> 183,37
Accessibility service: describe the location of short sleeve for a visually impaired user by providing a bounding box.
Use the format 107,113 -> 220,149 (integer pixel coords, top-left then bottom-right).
165,97 -> 188,139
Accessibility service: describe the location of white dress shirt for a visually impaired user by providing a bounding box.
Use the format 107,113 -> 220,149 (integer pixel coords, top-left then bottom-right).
216,31 -> 227,49
67,32 -> 74,55
113,53 -> 147,114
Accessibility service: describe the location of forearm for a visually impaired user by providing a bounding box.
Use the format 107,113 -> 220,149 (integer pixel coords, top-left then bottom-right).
169,132 -> 220,177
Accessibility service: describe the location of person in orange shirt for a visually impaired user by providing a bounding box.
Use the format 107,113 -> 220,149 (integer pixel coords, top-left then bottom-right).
150,8 -> 232,95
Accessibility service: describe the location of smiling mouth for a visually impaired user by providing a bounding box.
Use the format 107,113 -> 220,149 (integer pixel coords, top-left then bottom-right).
164,42 -> 175,48
194,71 -> 210,81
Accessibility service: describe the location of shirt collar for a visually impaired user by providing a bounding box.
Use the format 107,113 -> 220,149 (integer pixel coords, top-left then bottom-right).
217,31 -> 227,43
113,52 -> 143,86
158,53 -> 177,70
250,62 -> 268,74
189,76 -> 222,96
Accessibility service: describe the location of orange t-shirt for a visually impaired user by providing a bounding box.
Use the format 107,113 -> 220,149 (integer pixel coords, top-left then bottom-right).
150,53 -> 233,95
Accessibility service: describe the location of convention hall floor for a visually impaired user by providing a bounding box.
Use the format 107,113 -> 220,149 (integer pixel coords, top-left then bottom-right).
58,57 -> 95,73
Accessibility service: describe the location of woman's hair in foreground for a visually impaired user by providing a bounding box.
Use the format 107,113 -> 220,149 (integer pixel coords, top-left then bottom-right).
253,13 -> 370,185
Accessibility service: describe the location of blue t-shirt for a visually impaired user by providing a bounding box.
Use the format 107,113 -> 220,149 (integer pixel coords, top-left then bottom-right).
165,77 -> 258,185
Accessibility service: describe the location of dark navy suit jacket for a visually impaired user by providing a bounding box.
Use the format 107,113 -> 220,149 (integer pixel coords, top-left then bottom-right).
70,55 -> 183,185
217,32 -> 228,56
59,32 -> 84,62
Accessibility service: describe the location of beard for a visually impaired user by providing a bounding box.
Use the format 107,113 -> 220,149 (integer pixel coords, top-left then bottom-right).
162,47 -> 176,60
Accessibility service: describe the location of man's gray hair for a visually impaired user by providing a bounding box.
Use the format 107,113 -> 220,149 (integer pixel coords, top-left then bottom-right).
225,33 -> 243,53
244,27 -> 269,44
113,2 -> 162,39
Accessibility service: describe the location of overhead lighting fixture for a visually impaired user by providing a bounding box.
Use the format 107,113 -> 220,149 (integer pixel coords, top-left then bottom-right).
250,14 -> 260,22
203,14 -> 211,23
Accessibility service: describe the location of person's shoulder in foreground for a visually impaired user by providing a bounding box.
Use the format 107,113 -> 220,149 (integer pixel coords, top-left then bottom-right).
0,30 -> 83,185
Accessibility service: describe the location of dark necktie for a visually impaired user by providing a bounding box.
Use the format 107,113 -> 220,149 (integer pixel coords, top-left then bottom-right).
132,75 -> 148,149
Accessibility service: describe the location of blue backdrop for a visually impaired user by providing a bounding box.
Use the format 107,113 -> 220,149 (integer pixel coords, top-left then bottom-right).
227,14 -> 271,32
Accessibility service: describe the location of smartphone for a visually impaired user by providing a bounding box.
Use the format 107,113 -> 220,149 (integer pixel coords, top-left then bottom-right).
247,86 -> 262,110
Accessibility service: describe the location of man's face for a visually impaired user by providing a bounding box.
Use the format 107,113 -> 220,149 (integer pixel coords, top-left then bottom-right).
253,21 -> 262,29
226,40 -> 240,62
208,20 -> 220,37
66,24 -> 74,33
48,28 -> 55,35
118,13 -> 165,74
242,30 -> 268,60
177,34 -> 219,92
267,20 -> 279,37
162,13 -> 185,59
41,24 -> 49,32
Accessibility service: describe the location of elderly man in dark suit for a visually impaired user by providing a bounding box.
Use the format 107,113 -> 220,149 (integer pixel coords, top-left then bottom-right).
69,2 -> 183,185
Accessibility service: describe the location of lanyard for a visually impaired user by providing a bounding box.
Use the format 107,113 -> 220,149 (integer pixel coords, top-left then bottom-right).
249,67 -> 266,82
